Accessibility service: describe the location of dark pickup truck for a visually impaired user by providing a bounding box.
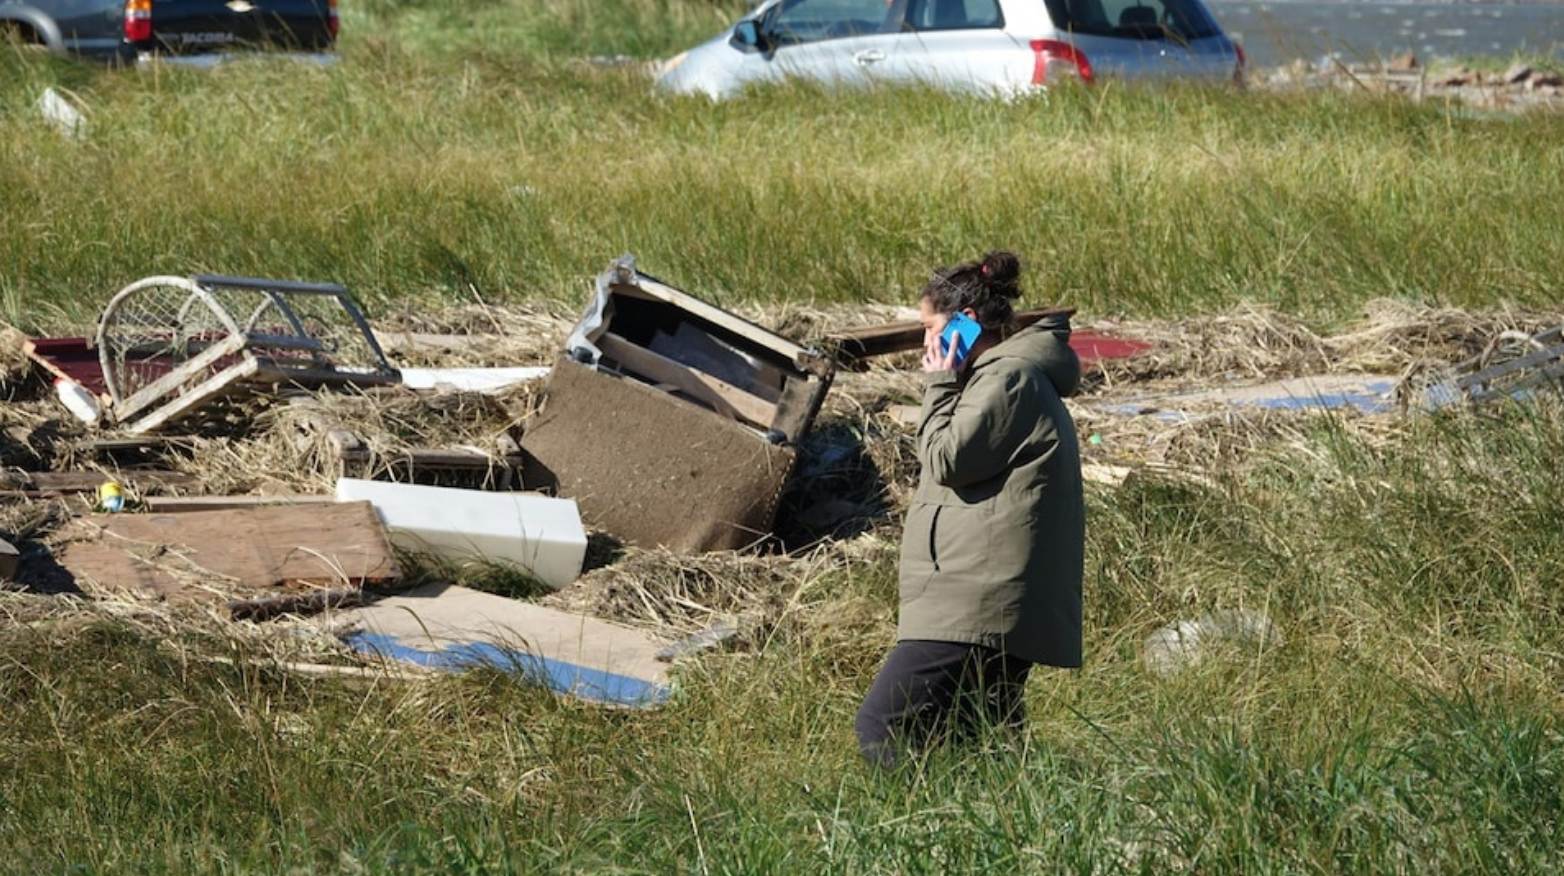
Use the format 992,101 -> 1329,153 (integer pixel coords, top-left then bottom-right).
1,0 -> 337,63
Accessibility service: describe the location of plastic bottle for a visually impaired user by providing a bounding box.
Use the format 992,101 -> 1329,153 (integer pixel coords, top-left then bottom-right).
54,377 -> 101,425
98,481 -> 124,513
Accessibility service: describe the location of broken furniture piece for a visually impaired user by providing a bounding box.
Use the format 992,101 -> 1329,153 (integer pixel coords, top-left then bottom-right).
520,254 -> 836,554
96,274 -> 400,434
335,478 -> 587,590
1414,323 -> 1564,410
339,582 -> 672,707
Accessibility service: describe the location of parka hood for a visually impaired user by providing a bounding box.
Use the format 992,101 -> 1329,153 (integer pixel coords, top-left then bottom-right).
978,311 -> 1081,399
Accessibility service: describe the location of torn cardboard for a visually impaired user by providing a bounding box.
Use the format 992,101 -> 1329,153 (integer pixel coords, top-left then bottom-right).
340,582 -> 672,708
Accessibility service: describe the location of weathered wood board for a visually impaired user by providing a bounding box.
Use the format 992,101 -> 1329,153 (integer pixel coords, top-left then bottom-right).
140,495 -> 336,513
55,501 -> 400,598
822,308 -> 1152,369
340,582 -> 672,708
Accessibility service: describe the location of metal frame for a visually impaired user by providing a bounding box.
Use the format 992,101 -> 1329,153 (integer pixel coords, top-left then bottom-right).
95,273 -> 399,434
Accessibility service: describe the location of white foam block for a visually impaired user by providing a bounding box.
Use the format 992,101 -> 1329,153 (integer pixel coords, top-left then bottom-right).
398,366 -> 550,394
334,479 -> 585,589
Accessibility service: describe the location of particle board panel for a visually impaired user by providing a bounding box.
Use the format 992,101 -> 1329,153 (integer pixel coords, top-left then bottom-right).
521,356 -> 796,553
55,500 -> 400,599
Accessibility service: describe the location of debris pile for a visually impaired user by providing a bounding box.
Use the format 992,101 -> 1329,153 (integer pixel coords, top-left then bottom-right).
4,260 -> 1562,699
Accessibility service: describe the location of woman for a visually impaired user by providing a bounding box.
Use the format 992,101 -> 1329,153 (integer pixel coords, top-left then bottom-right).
854,250 -> 1085,769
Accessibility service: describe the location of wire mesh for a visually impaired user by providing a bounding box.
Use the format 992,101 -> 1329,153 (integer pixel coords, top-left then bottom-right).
98,276 -> 236,406
96,275 -> 397,425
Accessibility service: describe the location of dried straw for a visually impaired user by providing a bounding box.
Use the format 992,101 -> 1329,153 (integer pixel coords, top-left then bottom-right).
1,299 -> 1559,661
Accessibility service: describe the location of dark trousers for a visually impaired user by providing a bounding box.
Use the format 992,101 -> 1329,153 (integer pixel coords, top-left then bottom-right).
854,639 -> 1032,769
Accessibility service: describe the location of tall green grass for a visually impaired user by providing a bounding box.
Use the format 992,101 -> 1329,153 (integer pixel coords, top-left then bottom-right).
1,1 -> 1560,330
5,401 -> 1564,872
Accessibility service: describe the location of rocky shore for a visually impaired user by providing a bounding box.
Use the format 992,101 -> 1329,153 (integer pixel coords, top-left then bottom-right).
1257,55 -> 1564,111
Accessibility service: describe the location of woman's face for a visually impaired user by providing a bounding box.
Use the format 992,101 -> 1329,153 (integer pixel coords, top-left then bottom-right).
918,297 -> 950,350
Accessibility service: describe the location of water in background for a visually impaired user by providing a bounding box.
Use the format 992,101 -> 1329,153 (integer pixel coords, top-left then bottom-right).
1209,1 -> 1564,70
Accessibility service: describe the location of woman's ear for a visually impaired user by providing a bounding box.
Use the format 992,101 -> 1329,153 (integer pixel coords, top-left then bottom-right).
961,307 -> 979,321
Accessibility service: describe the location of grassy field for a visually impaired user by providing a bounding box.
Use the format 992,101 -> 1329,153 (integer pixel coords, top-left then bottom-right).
3,1 -> 1564,873
2,0 -> 1561,331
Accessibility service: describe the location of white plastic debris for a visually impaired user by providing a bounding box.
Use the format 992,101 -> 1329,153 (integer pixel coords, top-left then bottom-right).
397,366 -> 549,395
334,478 -> 587,589
1143,609 -> 1283,677
53,378 -> 100,425
38,87 -> 87,140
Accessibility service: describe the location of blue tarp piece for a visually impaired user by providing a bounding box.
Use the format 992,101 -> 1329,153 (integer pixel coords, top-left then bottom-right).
345,631 -> 672,708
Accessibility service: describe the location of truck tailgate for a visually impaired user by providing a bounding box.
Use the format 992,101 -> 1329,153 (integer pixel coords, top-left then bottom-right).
149,0 -> 336,54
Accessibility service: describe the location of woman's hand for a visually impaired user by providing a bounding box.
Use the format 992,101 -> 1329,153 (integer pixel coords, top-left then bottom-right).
922,326 -> 958,373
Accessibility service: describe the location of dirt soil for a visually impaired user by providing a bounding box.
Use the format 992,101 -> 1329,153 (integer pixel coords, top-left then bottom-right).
1,299 -> 1558,665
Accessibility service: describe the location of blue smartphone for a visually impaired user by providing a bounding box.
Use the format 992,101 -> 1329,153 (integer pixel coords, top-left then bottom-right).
939,312 -> 983,366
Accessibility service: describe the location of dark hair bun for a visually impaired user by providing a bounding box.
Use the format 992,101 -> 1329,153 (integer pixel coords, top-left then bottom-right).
982,251 -> 1022,299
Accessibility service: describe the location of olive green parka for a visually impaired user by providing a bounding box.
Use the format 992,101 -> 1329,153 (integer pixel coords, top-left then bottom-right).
896,313 -> 1085,668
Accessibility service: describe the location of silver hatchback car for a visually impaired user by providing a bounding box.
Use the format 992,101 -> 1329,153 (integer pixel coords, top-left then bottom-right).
656,0 -> 1245,99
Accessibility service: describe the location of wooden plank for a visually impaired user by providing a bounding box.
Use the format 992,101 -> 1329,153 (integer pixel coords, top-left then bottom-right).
596,332 -> 777,429
113,332 -> 249,422
141,495 -> 336,513
55,501 -> 400,598
25,470 -> 200,492
825,306 -> 1076,366
339,582 -> 672,708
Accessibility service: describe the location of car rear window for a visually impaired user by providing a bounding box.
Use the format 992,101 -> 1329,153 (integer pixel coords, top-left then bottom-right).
1042,0 -> 1224,40
904,0 -> 1005,31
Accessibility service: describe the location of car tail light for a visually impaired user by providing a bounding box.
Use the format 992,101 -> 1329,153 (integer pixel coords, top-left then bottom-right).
328,0 -> 339,39
123,0 -> 152,43
1233,42 -> 1248,85
1030,39 -> 1093,86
